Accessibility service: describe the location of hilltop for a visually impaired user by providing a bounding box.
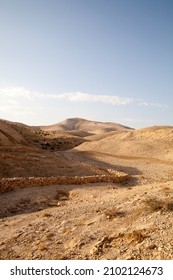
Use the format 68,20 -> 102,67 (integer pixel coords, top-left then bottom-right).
38,117 -> 132,137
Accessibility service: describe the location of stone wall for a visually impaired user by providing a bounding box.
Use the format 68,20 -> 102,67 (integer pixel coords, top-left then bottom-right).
0,170 -> 130,193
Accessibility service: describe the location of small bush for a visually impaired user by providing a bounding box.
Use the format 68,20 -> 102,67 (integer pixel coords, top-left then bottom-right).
144,197 -> 173,212
104,207 -> 126,220
144,198 -> 163,211
127,230 -> 146,244
167,202 -> 173,211
55,189 -> 69,201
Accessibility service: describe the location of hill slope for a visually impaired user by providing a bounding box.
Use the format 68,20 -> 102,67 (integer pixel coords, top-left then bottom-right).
76,126 -> 173,161
39,118 -> 133,137
0,119 -> 173,260
0,118 -> 132,178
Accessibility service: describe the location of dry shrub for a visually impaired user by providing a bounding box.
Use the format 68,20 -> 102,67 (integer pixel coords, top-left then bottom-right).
143,197 -> 173,212
48,200 -> 59,207
104,207 -> 126,220
55,189 -> 69,201
127,230 -> 146,244
111,230 -> 147,246
160,186 -> 172,197
69,190 -> 79,198
144,197 -> 163,212
42,212 -> 52,217
167,202 -> 173,211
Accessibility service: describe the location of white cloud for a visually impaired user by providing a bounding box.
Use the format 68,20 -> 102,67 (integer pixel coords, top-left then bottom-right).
54,92 -> 134,105
136,98 -> 168,108
0,105 -> 35,116
150,103 -> 168,108
0,86 -> 169,126
0,86 -> 134,106
0,86 -> 34,100
0,87 -> 37,118
0,86 -> 168,109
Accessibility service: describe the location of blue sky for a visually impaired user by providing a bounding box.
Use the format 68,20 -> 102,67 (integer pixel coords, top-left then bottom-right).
0,0 -> 172,128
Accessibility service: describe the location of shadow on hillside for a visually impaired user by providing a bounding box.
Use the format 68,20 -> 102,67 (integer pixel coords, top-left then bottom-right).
64,150 -> 142,177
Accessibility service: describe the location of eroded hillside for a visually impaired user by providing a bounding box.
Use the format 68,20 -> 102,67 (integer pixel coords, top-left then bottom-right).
0,119 -> 173,260
76,126 -> 173,161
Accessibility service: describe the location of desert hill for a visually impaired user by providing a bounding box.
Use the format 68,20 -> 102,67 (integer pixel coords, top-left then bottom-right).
0,118 -> 132,148
38,117 -> 132,137
0,118 -> 87,151
0,118 -> 132,178
0,119 -> 29,146
76,125 -> 173,161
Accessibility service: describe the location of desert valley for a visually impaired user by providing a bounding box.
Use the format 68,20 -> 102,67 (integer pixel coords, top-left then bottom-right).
0,117 -> 173,260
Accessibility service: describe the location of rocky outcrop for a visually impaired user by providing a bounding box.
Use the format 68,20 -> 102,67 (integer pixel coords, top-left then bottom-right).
0,170 -> 130,193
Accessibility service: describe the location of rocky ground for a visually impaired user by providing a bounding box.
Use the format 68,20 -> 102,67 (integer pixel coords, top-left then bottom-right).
0,149 -> 173,260
0,119 -> 173,260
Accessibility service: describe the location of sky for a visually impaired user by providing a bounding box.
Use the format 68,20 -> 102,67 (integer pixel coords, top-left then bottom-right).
0,0 -> 172,128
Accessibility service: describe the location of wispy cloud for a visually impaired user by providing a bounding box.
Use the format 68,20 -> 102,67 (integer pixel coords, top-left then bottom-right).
0,86 -> 134,106
0,86 -> 168,108
0,86 -> 34,100
0,105 -> 35,116
49,92 -> 134,105
136,98 -> 168,108
0,86 -> 169,126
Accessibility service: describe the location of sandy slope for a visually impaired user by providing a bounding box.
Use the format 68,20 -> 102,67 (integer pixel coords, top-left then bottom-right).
76,126 -> 173,161
39,118 -> 132,135
0,120 -> 28,146
0,119 -> 173,260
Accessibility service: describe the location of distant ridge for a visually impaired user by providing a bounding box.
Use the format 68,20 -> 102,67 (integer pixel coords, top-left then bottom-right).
39,117 -> 133,136
0,117 -> 133,148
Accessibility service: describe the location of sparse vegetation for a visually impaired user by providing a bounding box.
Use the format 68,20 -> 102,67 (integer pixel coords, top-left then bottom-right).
143,197 -> 173,212
55,189 -> 69,201
104,207 -> 126,219
124,230 -> 147,244
0,118 -> 173,260
167,202 -> 173,211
